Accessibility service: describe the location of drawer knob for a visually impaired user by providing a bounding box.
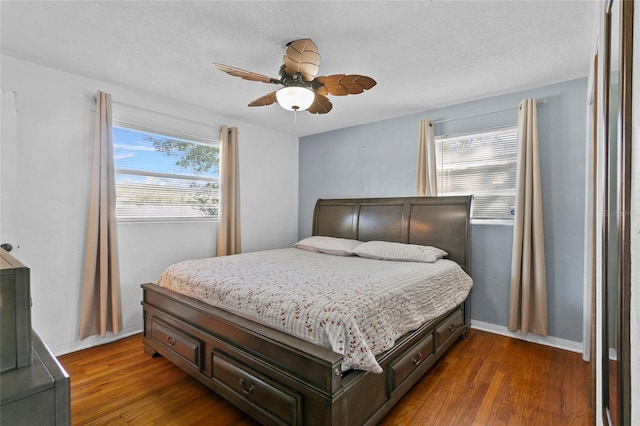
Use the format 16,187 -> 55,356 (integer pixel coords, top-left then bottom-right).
412,351 -> 423,366
239,378 -> 256,395
166,335 -> 177,346
448,323 -> 457,333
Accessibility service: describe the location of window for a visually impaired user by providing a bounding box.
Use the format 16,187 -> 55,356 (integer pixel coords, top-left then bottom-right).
113,125 -> 220,219
435,126 -> 518,221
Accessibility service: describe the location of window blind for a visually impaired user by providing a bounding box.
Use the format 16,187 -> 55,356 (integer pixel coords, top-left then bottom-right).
436,126 -> 518,220
113,126 -> 220,219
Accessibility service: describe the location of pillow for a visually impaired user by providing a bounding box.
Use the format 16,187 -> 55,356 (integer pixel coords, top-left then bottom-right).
352,241 -> 447,263
294,236 -> 363,256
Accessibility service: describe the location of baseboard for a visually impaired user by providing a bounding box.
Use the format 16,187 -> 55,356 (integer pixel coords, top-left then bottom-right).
50,325 -> 143,356
470,320 -> 584,354
52,321 -> 583,357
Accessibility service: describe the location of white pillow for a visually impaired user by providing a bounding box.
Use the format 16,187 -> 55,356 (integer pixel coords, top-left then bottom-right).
352,241 -> 447,263
294,236 -> 363,256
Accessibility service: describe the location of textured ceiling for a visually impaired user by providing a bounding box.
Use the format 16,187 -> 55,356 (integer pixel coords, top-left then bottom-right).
1,1 -> 595,137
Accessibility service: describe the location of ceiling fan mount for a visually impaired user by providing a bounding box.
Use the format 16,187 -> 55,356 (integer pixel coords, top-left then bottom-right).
277,66 -> 315,89
213,38 -> 376,114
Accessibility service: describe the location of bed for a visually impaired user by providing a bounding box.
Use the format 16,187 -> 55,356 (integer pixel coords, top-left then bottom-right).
142,195 -> 472,425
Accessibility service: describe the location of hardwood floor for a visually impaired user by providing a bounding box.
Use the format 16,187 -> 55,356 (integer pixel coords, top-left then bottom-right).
58,329 -> 592,425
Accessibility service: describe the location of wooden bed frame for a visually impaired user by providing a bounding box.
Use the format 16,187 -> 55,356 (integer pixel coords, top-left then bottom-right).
142,195 -> 472,425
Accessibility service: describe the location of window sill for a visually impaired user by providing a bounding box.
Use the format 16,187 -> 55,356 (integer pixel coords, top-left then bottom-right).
471,218 -> 514,226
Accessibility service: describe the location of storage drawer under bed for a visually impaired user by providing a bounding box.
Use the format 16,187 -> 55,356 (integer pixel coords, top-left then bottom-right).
210,350 -> 302,426
390,332 -> 434,390
389,306 -> 464,392
435,308 -> 464,347
150,317 -> 202,369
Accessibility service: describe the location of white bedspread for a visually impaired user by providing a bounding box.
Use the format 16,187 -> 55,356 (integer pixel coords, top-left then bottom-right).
156,248 -> 472,373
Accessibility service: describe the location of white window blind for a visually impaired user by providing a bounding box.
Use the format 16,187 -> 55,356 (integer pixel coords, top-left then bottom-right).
113,126 -> 220,219
436,126 -> 518,220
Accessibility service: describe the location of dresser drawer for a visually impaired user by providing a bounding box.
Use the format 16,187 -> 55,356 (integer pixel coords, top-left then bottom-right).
390,332 -> 434,390
211,351 -> 302,426
150,318 -> 201,368
435,308 -> 464,346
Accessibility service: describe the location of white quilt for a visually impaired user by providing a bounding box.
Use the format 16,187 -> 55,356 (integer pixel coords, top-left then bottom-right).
156,248 -> 472,373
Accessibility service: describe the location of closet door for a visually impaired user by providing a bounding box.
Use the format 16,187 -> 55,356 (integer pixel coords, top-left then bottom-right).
601,0 -> 632,425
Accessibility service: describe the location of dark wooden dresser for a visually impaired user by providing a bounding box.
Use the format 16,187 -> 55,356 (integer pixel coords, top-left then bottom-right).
0,249 -> 70,425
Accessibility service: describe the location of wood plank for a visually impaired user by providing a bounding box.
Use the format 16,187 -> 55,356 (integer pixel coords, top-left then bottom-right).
58,330 -> 592,425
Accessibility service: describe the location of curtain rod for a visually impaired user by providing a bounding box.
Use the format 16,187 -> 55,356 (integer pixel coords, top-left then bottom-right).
432,99 -> 546,125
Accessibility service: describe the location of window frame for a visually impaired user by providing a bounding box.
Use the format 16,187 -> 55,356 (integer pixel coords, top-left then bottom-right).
434,125 -> 519,225
112,121 -> 220,222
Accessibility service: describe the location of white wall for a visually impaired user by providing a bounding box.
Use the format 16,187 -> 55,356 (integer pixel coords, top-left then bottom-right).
0,55 -> 299,355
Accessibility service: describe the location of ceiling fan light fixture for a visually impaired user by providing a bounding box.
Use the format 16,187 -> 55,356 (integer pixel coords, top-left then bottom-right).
276,86 -> 315,111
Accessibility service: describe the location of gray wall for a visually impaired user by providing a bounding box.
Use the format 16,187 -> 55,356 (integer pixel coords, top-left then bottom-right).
299,78 -> 587,342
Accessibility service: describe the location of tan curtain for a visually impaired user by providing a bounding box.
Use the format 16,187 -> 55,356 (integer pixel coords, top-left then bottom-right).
416,119 -> 438,196
216,125 -> 241,256
79,91 -> 122,339
508,98 -> 548,336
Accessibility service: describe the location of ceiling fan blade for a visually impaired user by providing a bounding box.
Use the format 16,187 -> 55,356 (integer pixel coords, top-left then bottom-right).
213,63 -> 280,84
315,74 -> 377,96
283,38 -> 321,82
307,93 -> 333,114
248,91 -> 278,107
314,86 -> 329,96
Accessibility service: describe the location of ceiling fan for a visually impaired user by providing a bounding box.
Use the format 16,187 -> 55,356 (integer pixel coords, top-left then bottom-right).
213,38 -> 376,114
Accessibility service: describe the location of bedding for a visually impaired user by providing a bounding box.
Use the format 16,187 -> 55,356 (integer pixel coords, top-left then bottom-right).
155,247 -> 472,373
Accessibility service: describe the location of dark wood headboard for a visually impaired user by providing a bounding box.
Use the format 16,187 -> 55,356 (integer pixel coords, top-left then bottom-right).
312,196 -> 472,273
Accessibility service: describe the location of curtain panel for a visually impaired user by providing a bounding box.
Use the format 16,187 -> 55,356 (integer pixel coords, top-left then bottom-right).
508,98 -> 548,336
79,91 -> 123,339
416,119 -> 438,196
216,125 -> 241,256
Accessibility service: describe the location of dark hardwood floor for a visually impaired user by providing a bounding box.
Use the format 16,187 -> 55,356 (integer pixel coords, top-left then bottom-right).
58,329 -> 592,425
